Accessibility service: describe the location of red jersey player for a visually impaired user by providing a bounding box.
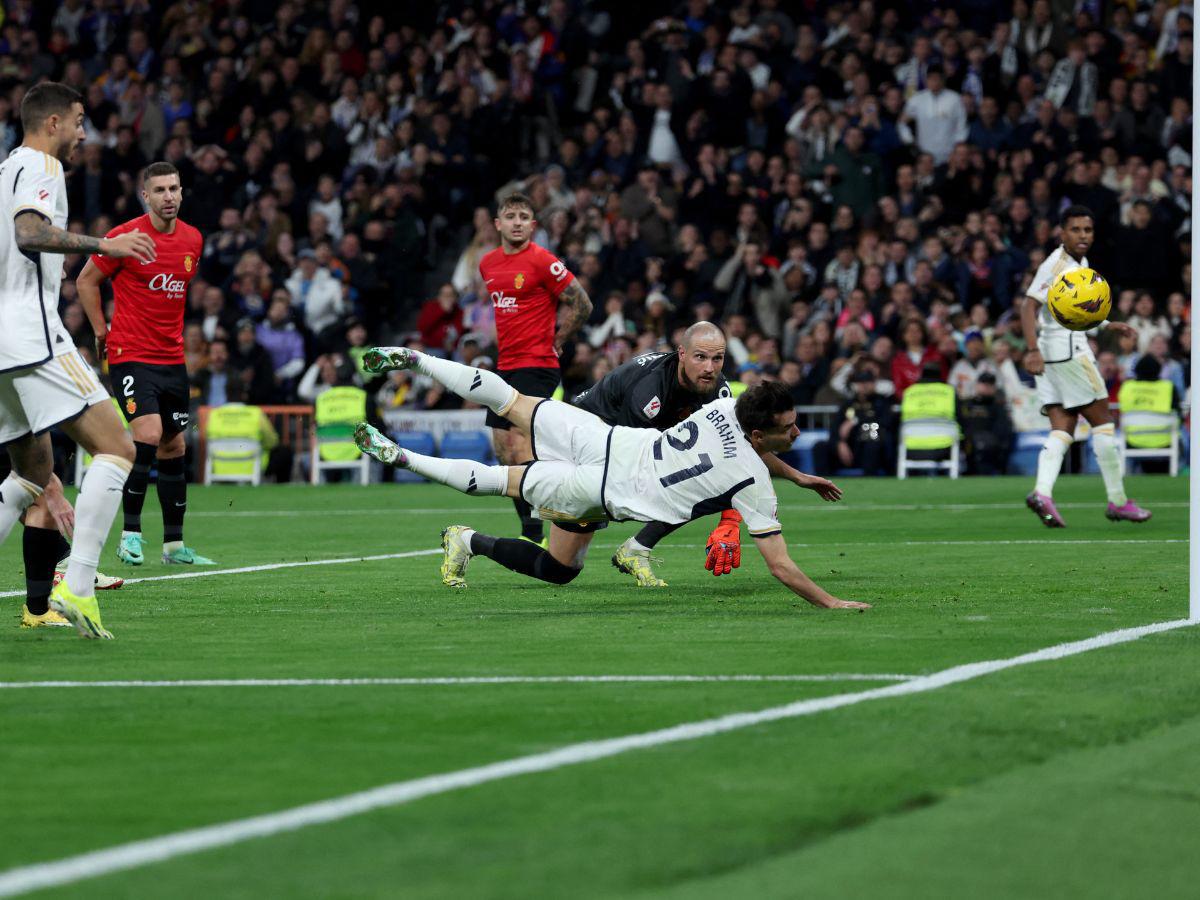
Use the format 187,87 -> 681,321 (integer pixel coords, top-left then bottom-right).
77,161 -> 215,567
478,192 -> 592,544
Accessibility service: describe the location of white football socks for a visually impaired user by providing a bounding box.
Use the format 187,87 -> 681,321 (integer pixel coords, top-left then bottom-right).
413,353 -> 518,416
66,454 -> 131,597
401,450 -> 508,497
0,473 -> 43,546
1091,424 -> 1127,505
1034,430 -> 1072,497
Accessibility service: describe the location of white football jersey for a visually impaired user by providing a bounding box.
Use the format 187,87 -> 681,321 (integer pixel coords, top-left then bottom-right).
603,397 -> 782,536
0,146 -> 72,372
1028,246 -> 1093,364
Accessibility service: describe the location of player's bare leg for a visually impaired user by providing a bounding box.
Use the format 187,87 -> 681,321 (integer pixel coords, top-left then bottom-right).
493,425 -> 544,544
1026,405 -> 1075,528
51,401 -> 134,638
0,433 -> 51,546
1079,398 -> 1151,522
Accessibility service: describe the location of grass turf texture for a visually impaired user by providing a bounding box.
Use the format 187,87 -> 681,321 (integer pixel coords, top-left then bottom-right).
0,474 -> 1193,899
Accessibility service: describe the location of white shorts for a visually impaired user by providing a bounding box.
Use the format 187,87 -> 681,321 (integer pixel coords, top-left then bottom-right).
521,400 -> 612,523
529,399 -> 611,465
1036,353 -> 1107,414
0,351 -> 110,444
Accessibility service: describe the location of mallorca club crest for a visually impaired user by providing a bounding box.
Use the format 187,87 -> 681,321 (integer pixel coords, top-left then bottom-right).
642,396 -> 662,419
125,398 -> 137,415
183,255 -> 194,272
514,273 -> 525,290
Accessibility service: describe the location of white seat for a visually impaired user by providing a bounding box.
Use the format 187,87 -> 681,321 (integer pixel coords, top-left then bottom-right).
897,419 -> 960,479
204,437 -> 263,485
309,423 -> 370,485
1120,410 -> 1180,476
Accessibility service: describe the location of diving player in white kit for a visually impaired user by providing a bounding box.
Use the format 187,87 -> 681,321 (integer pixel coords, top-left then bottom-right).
356,346 -> 870,610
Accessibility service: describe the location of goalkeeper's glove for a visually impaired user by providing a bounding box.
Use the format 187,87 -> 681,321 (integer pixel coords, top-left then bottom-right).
704,509 -> 743,576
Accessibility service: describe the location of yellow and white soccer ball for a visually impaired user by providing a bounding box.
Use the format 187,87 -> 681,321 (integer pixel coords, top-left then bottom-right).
1047,268 -> 1112,331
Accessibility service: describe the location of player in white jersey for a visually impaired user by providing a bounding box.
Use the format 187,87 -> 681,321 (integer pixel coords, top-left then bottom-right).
1020,204 -> 1150,528
0,83 -> 156,638
356,346 -> 870,610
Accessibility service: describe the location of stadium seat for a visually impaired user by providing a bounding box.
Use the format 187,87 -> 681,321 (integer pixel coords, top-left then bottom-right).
391,431 -> 436,482
205,437 -> 263,485
778,429 -> 825,474
1121,411 -> 1180,475
439,430 -> 493,463
897,420 -> 960,478
311,387 -> 370,485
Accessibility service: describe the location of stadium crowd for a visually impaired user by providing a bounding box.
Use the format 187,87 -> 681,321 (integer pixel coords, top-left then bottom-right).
4,0 -> 1192,476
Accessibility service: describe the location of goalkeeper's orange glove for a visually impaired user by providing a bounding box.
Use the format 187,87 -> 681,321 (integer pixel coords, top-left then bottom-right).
704,509 -> 743,576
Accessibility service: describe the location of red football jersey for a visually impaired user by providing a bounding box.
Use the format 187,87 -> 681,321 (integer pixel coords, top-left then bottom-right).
478,242 -> 575,369
92,214 -> 204,365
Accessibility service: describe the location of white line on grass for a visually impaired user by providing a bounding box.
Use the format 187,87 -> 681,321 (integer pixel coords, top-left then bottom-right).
0,537 -> 1181,600
0,550 -> 442,599
0,617 -> 1193,898
0,674 -> 915,689
185,501 -> 1190,517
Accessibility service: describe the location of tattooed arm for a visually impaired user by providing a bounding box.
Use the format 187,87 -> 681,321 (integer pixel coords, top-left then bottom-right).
14,212 -> 156,262
555,279 -> 593,354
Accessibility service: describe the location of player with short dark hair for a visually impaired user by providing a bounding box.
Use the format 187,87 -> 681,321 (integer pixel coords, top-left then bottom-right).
1020,204 -> 1150,527
569,321 -> 831,587
77,161 -> 214,566
355,347 -> 868,610
478,191 -> 593,545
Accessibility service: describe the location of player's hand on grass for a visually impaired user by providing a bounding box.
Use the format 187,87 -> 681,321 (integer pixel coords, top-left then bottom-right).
43,478 -> 75,540
101,230 -> 156,264
798,474 -> 842,502
704,510 -> 742,576
826,598 -> 871,610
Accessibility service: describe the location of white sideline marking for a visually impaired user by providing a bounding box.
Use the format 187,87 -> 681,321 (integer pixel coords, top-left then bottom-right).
0,550 -> 442,599
0,674 -> 915,690
1,537 -> 1181,599
183,501 -> 1189,517
0,617 -> 1192,898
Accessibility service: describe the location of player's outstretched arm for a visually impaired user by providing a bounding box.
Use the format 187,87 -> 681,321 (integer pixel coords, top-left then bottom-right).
754,533 -> 870,609
76,259 -> 110,360
14,212 -> 155,263
761,453 -> 842,501
554,280 -> 593,353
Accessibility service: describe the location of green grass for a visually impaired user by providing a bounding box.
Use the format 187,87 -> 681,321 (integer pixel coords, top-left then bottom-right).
0,474 -> 1194,899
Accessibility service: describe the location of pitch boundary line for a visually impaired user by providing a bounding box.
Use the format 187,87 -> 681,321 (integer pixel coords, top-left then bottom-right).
185,501 -> 1190,518
0,674 -> 915,689
0,537 -> 1181,600
0,617 -> 1193,898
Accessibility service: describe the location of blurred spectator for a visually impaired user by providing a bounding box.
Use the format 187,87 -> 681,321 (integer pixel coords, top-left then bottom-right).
901,66 -> 968,165
714,241 -> 789,338
231,318 -> 277,404
949,331 -> 999,398
285,248 -> 345,340
256,293 -> 307,390
892,319 -> 947,397
831,369 -> 895,476
960,373 -> 1013,475
416,283 -> 465,356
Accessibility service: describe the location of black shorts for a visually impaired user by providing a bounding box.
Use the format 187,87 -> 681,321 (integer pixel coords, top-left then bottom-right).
485,366 -> 561,430
109,362 -> 191,434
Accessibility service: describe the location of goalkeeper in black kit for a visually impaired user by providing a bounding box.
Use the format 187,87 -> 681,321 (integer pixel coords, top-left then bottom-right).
572,321 -> 838,586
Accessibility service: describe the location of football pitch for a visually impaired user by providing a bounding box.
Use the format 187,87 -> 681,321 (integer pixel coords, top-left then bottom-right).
0,475 -> 1195,899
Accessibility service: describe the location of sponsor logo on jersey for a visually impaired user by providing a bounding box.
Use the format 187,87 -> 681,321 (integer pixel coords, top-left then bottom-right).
514,273 -> 525,289
125,398 -> 137,415
491,291 -> 518,310
643,396 -> 661,419
148,273 -> 187,293
184,255 -> 194,272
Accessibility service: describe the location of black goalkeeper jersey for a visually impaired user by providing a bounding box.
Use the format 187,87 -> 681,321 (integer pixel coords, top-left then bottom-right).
571,351 -> 732,430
